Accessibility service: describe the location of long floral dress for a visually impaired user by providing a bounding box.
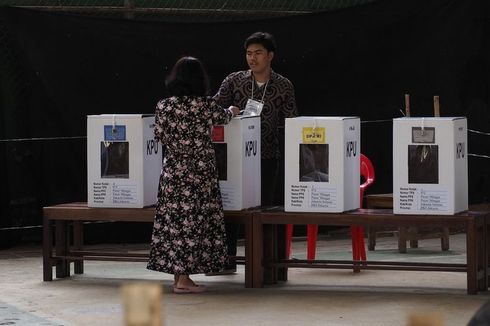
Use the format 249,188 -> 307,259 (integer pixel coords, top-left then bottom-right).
147,96 -> 233,275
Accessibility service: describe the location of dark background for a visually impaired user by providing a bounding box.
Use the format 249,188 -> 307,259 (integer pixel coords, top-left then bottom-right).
0,0 -> 489,245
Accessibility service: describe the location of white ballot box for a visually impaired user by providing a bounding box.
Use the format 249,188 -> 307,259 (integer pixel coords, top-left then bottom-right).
212,116 -> 261,210
87,114 -> 162,208
285,116 -> 360,212
393,117 -> 468,215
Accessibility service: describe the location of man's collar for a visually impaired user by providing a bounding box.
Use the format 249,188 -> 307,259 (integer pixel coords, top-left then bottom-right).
246,69 -> 276,83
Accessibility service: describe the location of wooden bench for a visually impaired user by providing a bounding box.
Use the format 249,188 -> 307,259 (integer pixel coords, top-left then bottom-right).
253,207 -> 489,295
365,193 -> 450,253
43,203 -> 490,294
43,202 -> 257,288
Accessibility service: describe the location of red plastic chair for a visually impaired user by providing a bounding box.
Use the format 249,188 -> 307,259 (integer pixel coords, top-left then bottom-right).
286,154 -> 375,271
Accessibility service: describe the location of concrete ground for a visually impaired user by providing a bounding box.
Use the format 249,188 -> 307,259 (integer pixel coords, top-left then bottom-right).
0,232 -> 489,326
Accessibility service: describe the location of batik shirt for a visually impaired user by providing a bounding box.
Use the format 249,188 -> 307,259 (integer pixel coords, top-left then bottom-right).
214,69 -> 298,159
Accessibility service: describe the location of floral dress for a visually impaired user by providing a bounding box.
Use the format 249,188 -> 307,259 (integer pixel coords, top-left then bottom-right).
147,96 -> 233,275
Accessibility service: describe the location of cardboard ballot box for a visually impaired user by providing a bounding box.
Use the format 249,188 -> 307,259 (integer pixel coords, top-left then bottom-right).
285,117 -> 360,212
393,117 -> 468,215
212,116 -> 261,210
87,114 -> 162,208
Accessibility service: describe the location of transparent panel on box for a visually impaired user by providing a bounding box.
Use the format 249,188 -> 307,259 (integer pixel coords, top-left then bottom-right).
299,144 -> 329,182
100,141 -> 129,179
408,144 -> 438,184
214,143 -> 227,181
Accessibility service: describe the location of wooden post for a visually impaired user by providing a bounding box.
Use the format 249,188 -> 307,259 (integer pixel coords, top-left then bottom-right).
122,282 -> 162,326
124,0 -> 135,19
404,94 -> 411,117
433,95 -> 440,117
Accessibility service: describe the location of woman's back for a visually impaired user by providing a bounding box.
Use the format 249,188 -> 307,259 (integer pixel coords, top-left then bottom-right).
155,95 -> 229,157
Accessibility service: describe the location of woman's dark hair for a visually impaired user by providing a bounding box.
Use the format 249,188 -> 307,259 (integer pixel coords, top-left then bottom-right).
165,56 -> 210,96
243,32 -> 276,52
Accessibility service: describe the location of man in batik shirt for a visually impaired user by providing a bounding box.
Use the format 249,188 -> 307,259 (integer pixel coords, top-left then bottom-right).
212,31 -> 298,274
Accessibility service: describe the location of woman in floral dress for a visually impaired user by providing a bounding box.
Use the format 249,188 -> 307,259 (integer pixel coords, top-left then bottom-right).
147,57 -> 239,293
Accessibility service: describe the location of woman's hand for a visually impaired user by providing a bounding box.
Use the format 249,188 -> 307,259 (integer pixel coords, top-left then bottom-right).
228,106 -> 240,117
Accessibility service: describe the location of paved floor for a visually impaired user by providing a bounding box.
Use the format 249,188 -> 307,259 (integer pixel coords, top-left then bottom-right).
0,232 -> 489,325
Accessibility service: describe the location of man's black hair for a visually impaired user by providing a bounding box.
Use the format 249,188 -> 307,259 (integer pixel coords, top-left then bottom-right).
244,32 -> 276,52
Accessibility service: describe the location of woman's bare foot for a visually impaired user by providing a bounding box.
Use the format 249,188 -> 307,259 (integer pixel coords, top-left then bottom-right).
173,275 -> 206,293
175,275 -> 196,288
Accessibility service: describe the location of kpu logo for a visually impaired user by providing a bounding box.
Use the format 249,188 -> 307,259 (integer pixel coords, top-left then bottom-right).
346,141 -> 357,157
456,142 -> 465,159
147,139 -> 159,155
245,140 -> 257,157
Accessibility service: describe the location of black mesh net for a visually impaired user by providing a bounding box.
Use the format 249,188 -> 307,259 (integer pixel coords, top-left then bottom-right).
0,0 -> 377,21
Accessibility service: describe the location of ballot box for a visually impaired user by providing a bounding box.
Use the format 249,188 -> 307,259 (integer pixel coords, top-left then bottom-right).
212,116 -> 261,210
87,114 -> 162,208
393,117 -> 468,215
284,116 -> 360,212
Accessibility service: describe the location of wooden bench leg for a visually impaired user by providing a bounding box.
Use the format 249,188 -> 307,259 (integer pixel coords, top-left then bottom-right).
368,227 -> 376,251
55,220 -> 70,278
43,217 -> 53,281
487,219 -> 490,288
477,221 -> 487,291
244,221 -> 254,288
263,224 -> 276,285
252,217 -> 263,288
466,219 -> 478,294
409,227 -> 418,248
441,227 -> 450,251
398,227 -> 407,253
73,221 -> 84,274
277,225 -> 288,282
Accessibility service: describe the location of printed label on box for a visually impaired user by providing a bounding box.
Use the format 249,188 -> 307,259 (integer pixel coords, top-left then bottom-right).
412,127 -> 435,143
398,187 -> 418,210
212,126 -> 225,142
309,185 -> 337,208
104,125 -> 126,141
289,184 -> 307,207
112,184 -> 138,205
398,186 -> 448,212
419,189 -> 448,211
219,185 -> 235,209
92,182 -> 110,204
302,127 -> 325,144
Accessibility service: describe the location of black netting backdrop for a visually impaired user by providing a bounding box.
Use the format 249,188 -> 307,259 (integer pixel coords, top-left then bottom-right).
0,1 -> 377,22
0,0 -> 489,242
